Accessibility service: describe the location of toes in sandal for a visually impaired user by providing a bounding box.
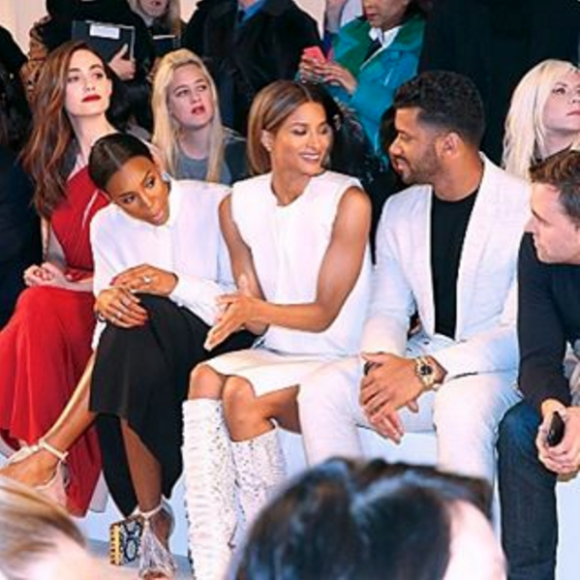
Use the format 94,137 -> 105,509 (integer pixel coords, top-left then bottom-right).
138,498 -> 177,579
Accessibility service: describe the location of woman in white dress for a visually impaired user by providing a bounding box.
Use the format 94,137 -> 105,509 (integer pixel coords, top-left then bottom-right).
181,79 -> 373,580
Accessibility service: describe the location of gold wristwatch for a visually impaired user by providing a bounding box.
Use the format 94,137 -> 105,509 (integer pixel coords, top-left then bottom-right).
414,356 -> 440,391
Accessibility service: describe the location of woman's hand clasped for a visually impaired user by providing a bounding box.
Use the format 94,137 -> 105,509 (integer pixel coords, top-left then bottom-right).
95,287 -> 148,328
112,264 -> 178,296
95,264 -> 177,328
23,262 -> 72,289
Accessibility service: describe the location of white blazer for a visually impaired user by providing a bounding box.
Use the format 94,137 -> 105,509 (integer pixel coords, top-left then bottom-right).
362,156 -> 530,380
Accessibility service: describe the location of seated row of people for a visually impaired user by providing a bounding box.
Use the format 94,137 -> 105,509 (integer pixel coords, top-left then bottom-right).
0,37 -> 578,580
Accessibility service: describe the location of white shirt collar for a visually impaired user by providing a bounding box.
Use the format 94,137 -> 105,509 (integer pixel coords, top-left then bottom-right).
368,24 -> 402,49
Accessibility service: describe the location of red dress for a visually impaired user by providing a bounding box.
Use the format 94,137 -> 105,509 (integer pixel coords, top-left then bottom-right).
0,167 -> 108,516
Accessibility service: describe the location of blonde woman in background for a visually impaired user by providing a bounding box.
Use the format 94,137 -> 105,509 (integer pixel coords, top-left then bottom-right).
152,48 -> 247,183
503,59 -> 580,179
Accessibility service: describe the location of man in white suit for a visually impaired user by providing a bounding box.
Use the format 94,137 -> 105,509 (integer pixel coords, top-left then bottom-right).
298,70 -> 530,482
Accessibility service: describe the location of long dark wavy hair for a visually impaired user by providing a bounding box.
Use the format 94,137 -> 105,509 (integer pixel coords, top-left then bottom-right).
21,41 -> 127,218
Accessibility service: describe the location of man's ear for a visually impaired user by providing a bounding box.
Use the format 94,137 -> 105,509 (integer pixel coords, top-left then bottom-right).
437,132 -> 461,159
261,130 -> 274,152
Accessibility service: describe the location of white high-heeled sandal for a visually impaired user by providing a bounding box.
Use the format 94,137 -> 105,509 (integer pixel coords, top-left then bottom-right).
6,438 -> 69,506
138,498 -> 177,579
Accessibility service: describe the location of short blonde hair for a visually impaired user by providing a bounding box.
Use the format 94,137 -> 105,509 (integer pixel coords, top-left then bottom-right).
151,48 -> 225,182
0,476 -> 86,578
127,0 -> 182,36
503,59 -> 580,179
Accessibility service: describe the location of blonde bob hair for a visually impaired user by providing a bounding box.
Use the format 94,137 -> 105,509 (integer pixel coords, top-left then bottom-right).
503,59 -> 580,179
0,476 -> 87,579
247,80 -> 333,175
127,0 -> 182,36
152,48 -> 226,182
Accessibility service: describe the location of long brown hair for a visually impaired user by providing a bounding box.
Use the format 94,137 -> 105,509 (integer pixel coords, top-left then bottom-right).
21,41 -> 109,218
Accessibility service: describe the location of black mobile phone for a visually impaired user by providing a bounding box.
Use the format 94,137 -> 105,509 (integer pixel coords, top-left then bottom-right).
546,412 -> 565,447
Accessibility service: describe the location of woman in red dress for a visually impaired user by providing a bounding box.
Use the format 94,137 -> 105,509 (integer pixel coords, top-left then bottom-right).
0,41 -> 117,516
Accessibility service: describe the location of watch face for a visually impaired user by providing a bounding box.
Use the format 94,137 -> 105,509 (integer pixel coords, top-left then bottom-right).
418,362 -> 433,376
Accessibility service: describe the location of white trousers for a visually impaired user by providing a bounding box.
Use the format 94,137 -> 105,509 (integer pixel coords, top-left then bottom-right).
298,334 -> 520,483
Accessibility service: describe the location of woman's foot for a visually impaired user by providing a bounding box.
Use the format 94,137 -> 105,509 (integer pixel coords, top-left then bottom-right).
0,447 -> 58,488
0,440 -> 68,506
138,501 -> 176,580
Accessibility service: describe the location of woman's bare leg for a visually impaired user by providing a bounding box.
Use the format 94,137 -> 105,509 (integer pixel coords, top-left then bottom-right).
120,420 -> 171,548
1,354 -> 96,485
222,379 -> 297,527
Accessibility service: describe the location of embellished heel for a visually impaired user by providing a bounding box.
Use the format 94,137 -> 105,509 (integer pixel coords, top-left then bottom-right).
138,498 -> 177,579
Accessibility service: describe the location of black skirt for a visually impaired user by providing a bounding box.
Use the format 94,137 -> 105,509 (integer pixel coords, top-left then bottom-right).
90,294 -> 254,515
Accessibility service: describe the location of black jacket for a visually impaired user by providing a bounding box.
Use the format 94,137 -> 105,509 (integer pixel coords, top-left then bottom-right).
183,0 -> 321,133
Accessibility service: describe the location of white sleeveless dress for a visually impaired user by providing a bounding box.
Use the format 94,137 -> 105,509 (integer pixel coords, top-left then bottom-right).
205,170 -> 372,396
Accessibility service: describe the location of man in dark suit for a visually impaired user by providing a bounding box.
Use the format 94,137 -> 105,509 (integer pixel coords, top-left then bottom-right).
183,0 -> 322,134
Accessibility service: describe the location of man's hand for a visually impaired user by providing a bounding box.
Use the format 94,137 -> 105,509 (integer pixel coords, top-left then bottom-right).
360,353 -> 425,419
537,404 -> 580,475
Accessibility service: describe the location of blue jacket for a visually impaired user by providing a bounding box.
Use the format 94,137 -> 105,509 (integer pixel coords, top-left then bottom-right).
329,15 -> 425,152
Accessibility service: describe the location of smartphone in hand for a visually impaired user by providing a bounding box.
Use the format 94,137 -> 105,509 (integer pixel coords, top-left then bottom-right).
303,45 -> 326,63
546,411 -> 565,447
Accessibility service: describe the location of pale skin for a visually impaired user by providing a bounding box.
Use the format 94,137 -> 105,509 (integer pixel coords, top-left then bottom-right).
526,183 -> 580,476
189,101 -> 371,441
536,400 -> 580,475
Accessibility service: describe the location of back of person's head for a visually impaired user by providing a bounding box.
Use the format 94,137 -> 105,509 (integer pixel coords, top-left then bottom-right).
393,71 -> 486,149
0,476 -> 95,580
152,48 -> 224,179
503,59 -> 580,179
89,132 -> 154,192
530,148 -> 580,224
235,458 -> 497,580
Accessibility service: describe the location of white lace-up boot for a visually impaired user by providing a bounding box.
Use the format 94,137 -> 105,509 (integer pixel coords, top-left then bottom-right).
182,399 -> 237,580
231,427 -> 287,529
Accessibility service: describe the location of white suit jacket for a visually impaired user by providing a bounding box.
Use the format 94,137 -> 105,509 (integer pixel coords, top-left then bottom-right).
362,156 -> 530,380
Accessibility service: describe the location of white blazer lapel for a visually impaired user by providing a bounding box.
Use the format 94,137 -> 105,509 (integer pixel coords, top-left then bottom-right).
412,187 -> 436,335
455,157 -> 498,336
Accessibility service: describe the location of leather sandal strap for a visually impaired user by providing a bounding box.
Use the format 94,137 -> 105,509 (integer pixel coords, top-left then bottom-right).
39,438 -> 68,462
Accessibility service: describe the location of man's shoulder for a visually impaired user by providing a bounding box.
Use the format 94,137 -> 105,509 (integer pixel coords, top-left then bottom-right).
481,157 -> 530,205
383,183 -> 431,215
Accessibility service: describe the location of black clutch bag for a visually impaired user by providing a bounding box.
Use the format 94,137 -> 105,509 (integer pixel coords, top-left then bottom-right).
109,515 -> 143,565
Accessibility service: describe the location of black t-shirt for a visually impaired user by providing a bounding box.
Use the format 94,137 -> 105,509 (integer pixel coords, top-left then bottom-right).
431,189 -> 478,338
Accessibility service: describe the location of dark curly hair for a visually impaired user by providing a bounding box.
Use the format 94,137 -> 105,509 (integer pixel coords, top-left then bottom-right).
393,70 -> 486,148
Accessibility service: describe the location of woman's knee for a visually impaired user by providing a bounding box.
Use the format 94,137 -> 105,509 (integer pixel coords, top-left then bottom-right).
222,377 -> 256,426
188,364 -> 223,399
